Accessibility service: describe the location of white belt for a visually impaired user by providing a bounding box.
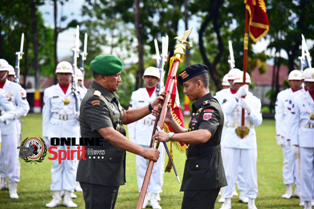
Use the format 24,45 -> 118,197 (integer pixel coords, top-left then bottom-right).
52,114 -> 76,121
301,122 -> 314,128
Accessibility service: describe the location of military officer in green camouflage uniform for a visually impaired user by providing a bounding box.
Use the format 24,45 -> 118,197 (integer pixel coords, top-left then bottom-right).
77,55 -> 161,209
154,64 -> 227,209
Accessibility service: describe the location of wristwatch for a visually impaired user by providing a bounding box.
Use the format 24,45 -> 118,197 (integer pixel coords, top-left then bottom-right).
168,132 -> 175,141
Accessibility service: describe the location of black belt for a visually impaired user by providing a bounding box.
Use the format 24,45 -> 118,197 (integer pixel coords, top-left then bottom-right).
187,145 -> 221,157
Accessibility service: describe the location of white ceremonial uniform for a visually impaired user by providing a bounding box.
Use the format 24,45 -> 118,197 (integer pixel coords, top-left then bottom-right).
290,91 -> 314,202
128,88 -> 165,194
42,83 -> 82,192
221,92 -> 263,199
0,80 -> 29,183
215,88 -> 246,193
275,88 -> 301,188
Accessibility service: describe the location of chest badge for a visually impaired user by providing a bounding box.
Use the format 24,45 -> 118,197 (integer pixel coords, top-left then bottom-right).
63,97 -> 70,105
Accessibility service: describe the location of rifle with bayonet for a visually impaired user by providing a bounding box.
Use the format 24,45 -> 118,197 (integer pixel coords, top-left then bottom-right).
152,35 -> 180,182
136,27 -> 193,209
79,33 -> 88,86
72,25 -> 80,112
228,40 -> 235,70
14,33 -> 24,84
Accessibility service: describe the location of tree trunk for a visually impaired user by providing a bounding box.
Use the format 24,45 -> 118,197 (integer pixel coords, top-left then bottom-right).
134,0 -> 144,89
29,0 -> 39,90
198,1 -> 223,90
54,0 -> 58,84
184,0 -> 190,67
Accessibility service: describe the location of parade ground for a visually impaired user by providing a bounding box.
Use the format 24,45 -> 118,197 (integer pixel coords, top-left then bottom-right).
0,114 -> 302,209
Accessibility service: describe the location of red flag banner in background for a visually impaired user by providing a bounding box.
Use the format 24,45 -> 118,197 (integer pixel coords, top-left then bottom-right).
245,0 -> 269,42
164,57 -> 185,147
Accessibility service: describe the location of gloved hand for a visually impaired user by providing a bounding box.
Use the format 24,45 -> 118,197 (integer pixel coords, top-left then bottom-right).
291,145 -> 299,159
276,135 -> 285,147
239,98 -> 252,114
0,116 -> 5,123
234,85 -> 249,100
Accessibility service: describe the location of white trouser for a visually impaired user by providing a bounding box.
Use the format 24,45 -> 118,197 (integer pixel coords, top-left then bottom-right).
282,141 -> 300,187
222,148 -> 258,199
136,145 -> 165,194
222,145 -> 245,192
50,144 -> 77,192
0,134 -> 19,182
300,147 -> 314,201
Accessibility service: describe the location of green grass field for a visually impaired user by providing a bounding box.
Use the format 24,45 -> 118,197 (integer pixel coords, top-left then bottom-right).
0,114 -> 302,209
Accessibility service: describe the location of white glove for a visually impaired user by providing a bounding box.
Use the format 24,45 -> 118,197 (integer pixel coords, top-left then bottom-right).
291,145 -> 299,159
0,116 -> 5,123
234,85 -> 249,100
276,135 -> 284,147
239,98 -> 252,114
75,112 -> 80,119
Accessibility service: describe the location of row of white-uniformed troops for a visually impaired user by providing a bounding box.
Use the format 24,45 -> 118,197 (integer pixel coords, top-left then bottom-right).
275,68 -> 314,209
0,59 -> 30,199
215,67 -> 314,209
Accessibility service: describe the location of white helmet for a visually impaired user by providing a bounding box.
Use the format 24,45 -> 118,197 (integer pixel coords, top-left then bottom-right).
222,74 -> 230,86
227,68 -> 241,80
303,68 -> 314,82
288,70 -> 303,81
55,61 -> 73,74
76,68 -> 83,80
8,65 -> 16,77
0,59 -> 10,72
143,67 -> 160,79
233,71 -> 251,84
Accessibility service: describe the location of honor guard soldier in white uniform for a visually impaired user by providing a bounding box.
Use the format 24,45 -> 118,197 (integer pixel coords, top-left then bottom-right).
0,59 -> 29,199
216,68 -> 247,204
275,70 -> 303,199
220,71 -> 263,209
290,68 -> 314,209
43,61 -> 82,208
128,67 -> 165,209
7,65 -> 16,82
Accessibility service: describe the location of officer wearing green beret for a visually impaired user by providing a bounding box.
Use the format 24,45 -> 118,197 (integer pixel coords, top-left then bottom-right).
153,64 -> 227,209
77,55 -> 161,209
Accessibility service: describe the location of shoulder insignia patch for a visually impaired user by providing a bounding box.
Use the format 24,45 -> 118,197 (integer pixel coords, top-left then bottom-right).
94,90 -> 101,97
203,113 -> 212,120
204,109 -> 214,113
91,100 -> 101,106
203,100 -> 210,106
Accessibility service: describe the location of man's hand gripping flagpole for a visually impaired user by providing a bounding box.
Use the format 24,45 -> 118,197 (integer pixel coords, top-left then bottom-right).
136,27 -> 193,209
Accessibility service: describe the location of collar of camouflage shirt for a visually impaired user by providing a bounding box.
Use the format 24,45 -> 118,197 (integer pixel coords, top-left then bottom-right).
192,92 -> 213,112
92,81 -> 119,102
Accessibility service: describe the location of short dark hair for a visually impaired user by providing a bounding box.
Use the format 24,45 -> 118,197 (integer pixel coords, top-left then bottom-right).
191,72 -> 209,89
93,71 -> 100,79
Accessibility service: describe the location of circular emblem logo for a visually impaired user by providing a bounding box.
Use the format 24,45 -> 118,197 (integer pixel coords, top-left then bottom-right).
19,137 -> 47,163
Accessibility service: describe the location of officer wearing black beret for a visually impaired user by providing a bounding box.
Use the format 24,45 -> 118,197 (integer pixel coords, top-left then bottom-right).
154,64 -> 227,209
77,55 -> 162,209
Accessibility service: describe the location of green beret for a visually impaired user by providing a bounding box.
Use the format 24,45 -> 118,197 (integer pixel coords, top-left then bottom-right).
90,55 -> 124,75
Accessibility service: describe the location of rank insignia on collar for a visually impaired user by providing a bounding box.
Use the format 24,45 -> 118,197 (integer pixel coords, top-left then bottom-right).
179,71 -> 189,79
94,90 -> 101,97
203,113 -> 212,120
203,100 -> 210,106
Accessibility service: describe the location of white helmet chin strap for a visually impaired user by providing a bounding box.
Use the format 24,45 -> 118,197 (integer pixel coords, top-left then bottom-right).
0,72 -> 8,81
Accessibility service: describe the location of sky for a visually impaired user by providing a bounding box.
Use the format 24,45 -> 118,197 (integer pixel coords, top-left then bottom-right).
39,0 -> 307,65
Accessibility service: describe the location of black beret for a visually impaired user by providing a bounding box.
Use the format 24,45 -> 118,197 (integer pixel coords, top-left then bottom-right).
178,64 -> 208,85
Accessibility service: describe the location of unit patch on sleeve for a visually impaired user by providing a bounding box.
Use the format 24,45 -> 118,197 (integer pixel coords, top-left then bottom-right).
91,100 -> 101,106
203,113 -> 212,120
204,109 -> 214,113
